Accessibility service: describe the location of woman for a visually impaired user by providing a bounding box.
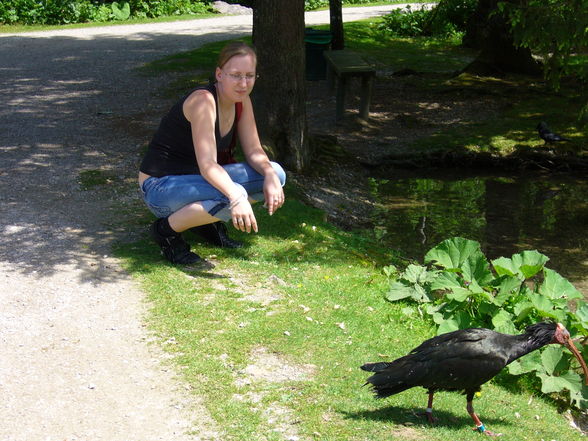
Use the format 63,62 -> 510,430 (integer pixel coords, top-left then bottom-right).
139,41 -> 286,264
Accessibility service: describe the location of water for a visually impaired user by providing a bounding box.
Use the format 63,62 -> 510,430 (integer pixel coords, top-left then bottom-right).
371,170 -> 588,295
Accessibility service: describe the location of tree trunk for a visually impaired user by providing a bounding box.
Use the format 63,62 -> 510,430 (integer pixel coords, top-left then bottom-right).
252,0 -> 310,172
329,0 -> 344,50
462,0 -> 542,76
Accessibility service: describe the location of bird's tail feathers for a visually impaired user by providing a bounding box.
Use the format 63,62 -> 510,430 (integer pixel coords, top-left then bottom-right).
360,362 -> 393,372
366,375 -> 412,398
363,362 -> 414,398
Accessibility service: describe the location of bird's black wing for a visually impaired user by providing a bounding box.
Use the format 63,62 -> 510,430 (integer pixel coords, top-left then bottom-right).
363,328 -> 511,397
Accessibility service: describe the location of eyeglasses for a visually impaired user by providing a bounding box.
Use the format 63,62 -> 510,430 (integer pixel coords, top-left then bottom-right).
223,71 -> 258,82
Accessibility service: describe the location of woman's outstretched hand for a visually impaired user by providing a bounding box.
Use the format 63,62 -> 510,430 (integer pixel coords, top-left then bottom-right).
264,173 -> 284,216
231,197 -> 258,233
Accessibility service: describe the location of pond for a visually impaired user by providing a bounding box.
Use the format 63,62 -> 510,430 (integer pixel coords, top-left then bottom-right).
370,169 -> 588,296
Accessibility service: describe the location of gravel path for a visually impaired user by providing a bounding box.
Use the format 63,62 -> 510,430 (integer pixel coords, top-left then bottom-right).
0,5 -> 401,440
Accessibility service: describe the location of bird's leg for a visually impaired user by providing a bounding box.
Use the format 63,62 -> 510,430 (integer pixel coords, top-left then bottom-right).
425,391 -> 435,423
417,391 -> 437,423
467,400 -> 501,437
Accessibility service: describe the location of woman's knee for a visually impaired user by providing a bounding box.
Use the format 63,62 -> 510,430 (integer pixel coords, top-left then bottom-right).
270,161 -> 286,186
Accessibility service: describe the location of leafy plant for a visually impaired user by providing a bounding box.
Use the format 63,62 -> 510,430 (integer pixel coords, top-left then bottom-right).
0,0 -> 210,25
384,237 -> 588,408
378,2 -> 473,38
379,5 -> 430,37
111,1 -> 130,21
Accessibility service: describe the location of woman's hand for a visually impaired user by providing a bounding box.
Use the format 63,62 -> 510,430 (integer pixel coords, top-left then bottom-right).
263,173 -> 285,216
230,196 -> 258,233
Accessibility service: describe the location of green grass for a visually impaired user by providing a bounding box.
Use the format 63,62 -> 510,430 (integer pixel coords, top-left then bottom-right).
78,169 -> 115,190
111,15 -> 588,441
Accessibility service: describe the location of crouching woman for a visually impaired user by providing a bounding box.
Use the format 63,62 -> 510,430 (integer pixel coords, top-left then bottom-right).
138,41 -> 286,264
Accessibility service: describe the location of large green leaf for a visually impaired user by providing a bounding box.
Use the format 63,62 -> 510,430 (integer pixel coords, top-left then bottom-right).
575,302 -> 588,330
517,250 -> 549,278
492,250 -> 548,279
528,293 -> 567,322
539,268 -> 584,300
508,351 -> 542,375
492,256 -> 517,277
492,310 -> 516,334
386,281 -> 430,302
446,287 -> 471,302
430,271 -> 461,291
436,310 -> 472,335
437,318 -> 459,335
424,237 -> 483,271
463,255 -> 494,286
570,386 -> 588,408
541,346 -> 563,375
494,275 -> 522,306
513,300 -> 534,322
403,264 -> 437,285
529,293 -> 554,315
538,370 -> 583,394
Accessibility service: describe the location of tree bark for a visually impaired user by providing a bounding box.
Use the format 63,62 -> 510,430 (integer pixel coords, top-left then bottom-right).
252,0 -> 310,172
462,0 -> 542,76
329,0 -> 344,50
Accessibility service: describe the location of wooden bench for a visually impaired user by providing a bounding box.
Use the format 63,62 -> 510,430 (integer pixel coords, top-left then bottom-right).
323,50 -> 376,121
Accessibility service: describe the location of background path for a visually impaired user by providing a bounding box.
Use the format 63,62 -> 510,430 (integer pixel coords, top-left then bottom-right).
0,5 -> 401,440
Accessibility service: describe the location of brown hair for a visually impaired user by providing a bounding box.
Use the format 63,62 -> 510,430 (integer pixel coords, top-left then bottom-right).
217,41 -> 257,69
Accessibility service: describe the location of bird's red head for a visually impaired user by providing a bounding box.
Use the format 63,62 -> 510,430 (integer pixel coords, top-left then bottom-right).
552,323 -> 588,385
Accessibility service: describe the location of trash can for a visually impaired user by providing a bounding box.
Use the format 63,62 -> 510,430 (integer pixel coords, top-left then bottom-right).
305,28 -> 332,80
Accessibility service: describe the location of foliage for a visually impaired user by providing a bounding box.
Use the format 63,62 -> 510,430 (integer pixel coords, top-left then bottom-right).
111,1 -> 130,20
430,0 -> 476,31
0,0 -> 210,24
498,0 -> 588,88
378,5 -> 432,37
497,1 -> 588,123
0,0 -> 95,25
305,0 -> 389,11
378,0 -> 476,38
125,0 -> 208,19
384,237 -> 588,408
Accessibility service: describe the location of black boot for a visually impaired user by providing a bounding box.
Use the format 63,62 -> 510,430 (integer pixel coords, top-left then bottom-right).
150,221 -> 202,264
190,221 -> 243,248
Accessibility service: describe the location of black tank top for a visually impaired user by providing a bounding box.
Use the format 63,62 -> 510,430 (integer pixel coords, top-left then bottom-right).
139,84 -> 240,177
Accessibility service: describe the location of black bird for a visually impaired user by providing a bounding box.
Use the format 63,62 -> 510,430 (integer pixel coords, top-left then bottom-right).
537,121 -> 569,143
361,322 -> 588,436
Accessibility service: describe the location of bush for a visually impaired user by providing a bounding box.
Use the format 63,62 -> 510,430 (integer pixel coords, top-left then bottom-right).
305,0 -> 390,12
0,0 -> 211,25
127,0 -> 208,19
378,5 -> 432,37
378,0 -> 477,38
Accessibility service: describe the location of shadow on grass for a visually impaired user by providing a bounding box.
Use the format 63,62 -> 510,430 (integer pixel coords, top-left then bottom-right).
341,403 -> 509,431
115,192 -> 394,278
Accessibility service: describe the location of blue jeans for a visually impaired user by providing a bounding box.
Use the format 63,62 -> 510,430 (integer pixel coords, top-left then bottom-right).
140,161 -> 286,222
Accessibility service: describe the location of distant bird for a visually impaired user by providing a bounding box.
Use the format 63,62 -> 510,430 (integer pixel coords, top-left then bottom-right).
537,121 -> 569,144
361,322 -> 588,436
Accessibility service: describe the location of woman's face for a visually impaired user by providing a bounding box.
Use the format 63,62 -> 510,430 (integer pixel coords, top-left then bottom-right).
216,54 -> 257,101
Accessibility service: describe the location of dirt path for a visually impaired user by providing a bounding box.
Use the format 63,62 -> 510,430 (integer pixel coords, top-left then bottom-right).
0,5 -> 402,440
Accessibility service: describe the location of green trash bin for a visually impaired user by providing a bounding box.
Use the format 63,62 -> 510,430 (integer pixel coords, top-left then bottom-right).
305,28 -> 332,80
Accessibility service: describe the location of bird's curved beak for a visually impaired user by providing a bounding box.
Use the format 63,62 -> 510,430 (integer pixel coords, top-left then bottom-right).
564,337 -> 588,385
